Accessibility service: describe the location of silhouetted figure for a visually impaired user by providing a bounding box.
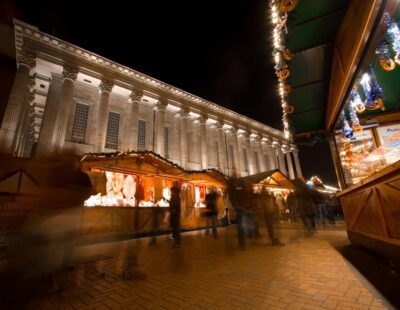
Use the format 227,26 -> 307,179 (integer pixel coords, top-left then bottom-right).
205,187 -> 218,238
286,192 -> 297,222
298,194 -> 316,235
169,181 -> 181,247
227,179 -> 245,250
314,191 -> 327,226
259,187 -> 284,246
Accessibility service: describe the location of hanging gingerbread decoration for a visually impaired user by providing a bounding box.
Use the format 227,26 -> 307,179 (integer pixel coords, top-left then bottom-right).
277,0 -> 299,13
375,40 -> 395,71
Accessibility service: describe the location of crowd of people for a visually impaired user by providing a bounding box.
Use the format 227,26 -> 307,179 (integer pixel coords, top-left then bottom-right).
166,179 -> 343,249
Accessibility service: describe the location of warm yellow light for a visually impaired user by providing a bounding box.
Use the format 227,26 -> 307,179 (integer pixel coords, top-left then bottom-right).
269,3 -> 292,140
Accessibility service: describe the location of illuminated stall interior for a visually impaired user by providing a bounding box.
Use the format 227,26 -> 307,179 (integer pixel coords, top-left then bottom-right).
236,169 -> 296,195
329,0 -> 400,262
333,3 -> 400,188
81,151 -> 227,209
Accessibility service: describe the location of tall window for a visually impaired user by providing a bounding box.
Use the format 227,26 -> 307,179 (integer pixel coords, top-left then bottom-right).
105,112 -> 120,149
71,103 -> 89,144
243,148 -> 249,172
254,151 -> 260,173
229,145 -> 235,169
137,119 -> 146,151
164,127 -> 169,158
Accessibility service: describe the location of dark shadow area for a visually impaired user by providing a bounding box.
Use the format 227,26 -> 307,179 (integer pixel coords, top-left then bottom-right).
335,243 -> 400,309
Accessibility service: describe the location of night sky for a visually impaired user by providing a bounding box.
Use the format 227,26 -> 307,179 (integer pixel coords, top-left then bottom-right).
6,0 -> 338,186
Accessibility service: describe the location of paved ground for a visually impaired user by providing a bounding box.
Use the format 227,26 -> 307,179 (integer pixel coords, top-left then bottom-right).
11,223 -> 399,309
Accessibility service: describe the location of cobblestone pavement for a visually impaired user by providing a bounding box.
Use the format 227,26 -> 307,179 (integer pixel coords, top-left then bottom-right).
25,224 -> 391,309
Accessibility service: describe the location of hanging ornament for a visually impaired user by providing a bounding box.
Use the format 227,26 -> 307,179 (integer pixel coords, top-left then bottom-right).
284,104 -> 294,114
341,112 -> 354,139
360,65 -> 385,111
383,13 -> 400,65
277,66 -> 290,81
348,106 -> 363,132
375,40 -> 395,71
349,89 -> 365,114
283,48 -> 292,60
283,84 -> 292,95
277,0 -> 299,12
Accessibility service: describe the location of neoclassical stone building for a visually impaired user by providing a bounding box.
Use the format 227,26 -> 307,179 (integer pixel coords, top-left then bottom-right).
0,20 -> 302,179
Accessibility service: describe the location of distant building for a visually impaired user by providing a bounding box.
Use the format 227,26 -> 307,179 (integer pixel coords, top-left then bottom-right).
0,19 -> 302,179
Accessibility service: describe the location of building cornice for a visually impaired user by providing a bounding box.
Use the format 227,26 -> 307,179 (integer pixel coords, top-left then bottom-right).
13,19 -> 286,141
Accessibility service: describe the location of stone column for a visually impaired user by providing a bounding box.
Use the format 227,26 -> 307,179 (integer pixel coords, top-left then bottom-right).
0,51 -> 35,154
257,135 -> 266,172
216,120 -> 227,174
179,108 -> 189,168
154,100 -> 167,156
275,141 -> 287,176
125,89 -> 142,151
52,65 -> 79,153
292,146 -> 303,178
95,78 -> 114,152
265,139 -> 277,170
232,126 -> 242,177
14,76 -> 35,156
18,92 -> 35,157
245,131 -> 254,174
198,114 -> 208,169
285,149 -> 295,180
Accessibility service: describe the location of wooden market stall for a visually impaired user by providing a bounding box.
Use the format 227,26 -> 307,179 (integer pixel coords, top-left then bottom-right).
329,0 -> 400,263
236,169 -> 296,192
0,155 -> 92,252
283,0 -> 400,262
80,151 -> 228,236
234,169 -> 297,220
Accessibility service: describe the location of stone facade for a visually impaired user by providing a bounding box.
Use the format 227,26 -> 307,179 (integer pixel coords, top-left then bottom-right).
0,19 -> 303,179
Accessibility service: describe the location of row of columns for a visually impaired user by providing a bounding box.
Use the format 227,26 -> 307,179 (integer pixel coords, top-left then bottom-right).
0,53 -> 303,179
0,51 -> 35,155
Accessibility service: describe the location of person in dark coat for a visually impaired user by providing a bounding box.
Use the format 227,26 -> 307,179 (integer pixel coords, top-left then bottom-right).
259,187 -> 284,246
286,192 -> 297,222
169,181 -> 181,247
298,194 -> 316,235
205,187 -> 218,237
227,179 -> 245,250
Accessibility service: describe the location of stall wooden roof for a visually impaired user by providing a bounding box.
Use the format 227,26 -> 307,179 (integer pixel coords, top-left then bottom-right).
81,151 -> 228,187
236,169 -> 295,190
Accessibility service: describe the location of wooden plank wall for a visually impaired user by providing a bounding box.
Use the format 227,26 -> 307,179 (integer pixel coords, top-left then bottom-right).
340,167 -> 400,245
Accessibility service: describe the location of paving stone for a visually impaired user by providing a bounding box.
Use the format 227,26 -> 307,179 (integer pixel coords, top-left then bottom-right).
22,225 -> 388,309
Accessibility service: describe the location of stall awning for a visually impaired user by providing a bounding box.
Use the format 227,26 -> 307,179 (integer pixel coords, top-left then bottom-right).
236,169 -> 295,190
81,151 -> 185,177
285,0 -> 349,136
81,151 -> 228,187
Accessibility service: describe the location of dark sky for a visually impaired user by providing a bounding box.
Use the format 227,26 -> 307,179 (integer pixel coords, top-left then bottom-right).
8,0 -> 338,186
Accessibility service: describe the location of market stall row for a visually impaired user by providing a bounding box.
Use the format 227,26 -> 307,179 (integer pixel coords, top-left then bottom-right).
80,151 -> 229,236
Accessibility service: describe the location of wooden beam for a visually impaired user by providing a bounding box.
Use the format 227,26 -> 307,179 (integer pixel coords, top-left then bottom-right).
325,0 -> 381,130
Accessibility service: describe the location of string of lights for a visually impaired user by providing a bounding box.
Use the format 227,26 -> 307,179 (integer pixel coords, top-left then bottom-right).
269,0 -> 298,140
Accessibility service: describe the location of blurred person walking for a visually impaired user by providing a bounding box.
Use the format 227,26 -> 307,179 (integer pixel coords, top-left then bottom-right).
205,187 -> 218,238
169,181 -> 181,247
227,179 -> 245,250
276,193 -> 287,222
298,194 -> 316,235
286,191 -> 297,222
259,187 -> 284,246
